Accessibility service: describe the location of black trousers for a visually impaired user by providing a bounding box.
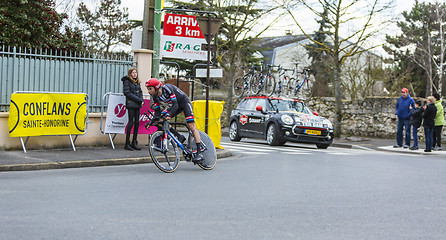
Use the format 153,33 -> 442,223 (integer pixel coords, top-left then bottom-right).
433,125 -> 443,147
126,108 -> 140,142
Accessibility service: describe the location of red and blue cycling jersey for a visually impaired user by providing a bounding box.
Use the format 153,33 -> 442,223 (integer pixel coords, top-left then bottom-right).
152,84 -> 195,122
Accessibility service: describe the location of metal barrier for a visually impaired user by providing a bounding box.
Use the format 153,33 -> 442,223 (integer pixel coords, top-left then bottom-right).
100,93 -> 155,149
0,46 -> 133,112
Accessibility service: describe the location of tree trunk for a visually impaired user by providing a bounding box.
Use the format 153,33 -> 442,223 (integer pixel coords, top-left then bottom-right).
334,60 -> 342,138
226,67 -> 235,125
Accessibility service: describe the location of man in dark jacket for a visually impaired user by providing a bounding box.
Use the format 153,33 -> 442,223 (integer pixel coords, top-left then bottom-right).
409,100 -> 423,150
423,96 -> 437,152
394,88 -> 415,148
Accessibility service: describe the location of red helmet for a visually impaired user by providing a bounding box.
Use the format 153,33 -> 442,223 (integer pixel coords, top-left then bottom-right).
145,78 -> 162,90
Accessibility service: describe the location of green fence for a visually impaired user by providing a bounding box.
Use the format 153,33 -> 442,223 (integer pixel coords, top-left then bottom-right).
0,46 -> 134,112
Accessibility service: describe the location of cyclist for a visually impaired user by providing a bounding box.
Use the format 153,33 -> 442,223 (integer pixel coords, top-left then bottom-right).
145,78 -> 205,163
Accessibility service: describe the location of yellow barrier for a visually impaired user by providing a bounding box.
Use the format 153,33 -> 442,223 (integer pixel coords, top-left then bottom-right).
192,100 -> 225,149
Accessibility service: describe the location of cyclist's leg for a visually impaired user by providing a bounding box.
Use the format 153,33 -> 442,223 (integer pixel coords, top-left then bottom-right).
182,101 -> 205,162
182,101 -> 201,144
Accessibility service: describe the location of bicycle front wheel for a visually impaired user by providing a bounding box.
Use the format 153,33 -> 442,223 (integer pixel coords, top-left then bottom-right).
149,131 -> 180,173
250,75 -> 261,95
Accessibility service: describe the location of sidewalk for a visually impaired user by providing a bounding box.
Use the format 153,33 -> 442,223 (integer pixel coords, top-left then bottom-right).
1,134 -> 445,172
0,146 -> 231,172
333,135 -> 446,156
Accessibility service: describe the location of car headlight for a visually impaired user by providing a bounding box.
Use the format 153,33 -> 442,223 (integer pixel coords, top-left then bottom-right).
281,115 -> 294,125
323,119 -> 333,129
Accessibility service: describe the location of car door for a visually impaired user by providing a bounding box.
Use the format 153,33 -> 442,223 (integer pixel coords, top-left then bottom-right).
232,98 -> 250,136
245,98 -> 268,137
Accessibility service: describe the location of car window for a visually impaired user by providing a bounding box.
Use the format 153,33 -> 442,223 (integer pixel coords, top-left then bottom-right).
236,99 -> 247,110
244,98 -> 258,111
256,98 -> 269,111
269,99 -> 311,113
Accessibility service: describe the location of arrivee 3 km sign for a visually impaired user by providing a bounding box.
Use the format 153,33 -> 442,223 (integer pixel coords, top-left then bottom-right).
161,13 -> 207,61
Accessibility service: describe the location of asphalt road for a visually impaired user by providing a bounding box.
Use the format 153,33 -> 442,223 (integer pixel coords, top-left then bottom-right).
1,138 -> 445,240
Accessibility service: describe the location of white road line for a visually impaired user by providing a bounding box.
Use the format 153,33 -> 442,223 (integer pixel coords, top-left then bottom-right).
222,145 -> 272,152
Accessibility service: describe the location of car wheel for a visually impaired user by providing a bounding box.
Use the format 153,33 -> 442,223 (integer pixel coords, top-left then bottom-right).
266,123 -> 284,146
229,121 -> 241,141
316,143 -> 329,149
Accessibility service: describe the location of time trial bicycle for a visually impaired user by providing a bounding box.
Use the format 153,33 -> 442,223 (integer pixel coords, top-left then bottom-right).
145,113 -> 217,173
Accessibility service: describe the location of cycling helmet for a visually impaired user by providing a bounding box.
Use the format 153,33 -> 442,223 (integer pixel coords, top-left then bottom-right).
145,78 -> 162,90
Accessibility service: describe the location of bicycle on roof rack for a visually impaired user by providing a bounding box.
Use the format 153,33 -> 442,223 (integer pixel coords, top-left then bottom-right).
233,64 -> 262,98
250,64 -> 277,97
288,63 -> 316,99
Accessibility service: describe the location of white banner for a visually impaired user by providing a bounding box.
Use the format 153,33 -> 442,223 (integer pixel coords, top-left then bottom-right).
104,95 -> 128,134
161,35 -> 207,61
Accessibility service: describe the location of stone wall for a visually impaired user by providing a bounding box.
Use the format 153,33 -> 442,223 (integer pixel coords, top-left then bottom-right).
196,94 -> 445,139
306,97 -> 446,139
306,97 -> 397,138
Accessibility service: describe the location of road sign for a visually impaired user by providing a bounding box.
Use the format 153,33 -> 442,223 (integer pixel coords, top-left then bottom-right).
195,68 -> 223,78
161,13 -> 208,61
201,43 -> 217,52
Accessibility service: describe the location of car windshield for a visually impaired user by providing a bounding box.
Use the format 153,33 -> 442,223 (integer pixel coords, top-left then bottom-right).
269,99 -> 312,114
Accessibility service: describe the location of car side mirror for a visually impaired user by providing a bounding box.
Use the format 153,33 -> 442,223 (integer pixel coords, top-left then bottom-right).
256,105 -> 267,114
313,111 -> 319,116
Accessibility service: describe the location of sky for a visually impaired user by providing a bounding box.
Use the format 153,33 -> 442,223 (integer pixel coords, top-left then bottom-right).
67,0 -> 434,54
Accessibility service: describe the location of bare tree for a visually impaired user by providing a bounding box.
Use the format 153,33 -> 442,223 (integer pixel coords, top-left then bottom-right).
77,0 -> 132,54
343,51 -> 385,99
283,0 -> 392,137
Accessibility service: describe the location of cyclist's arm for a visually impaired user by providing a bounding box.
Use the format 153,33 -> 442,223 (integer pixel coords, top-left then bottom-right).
162,85 -> 180,118
152,98 -> 162,118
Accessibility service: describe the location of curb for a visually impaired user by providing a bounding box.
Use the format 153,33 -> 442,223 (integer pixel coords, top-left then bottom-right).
0,149 -> 232,172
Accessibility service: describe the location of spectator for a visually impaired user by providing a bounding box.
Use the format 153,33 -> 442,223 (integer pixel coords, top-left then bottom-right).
394,88 -> 415,148
432,93 -> 444,150
121,67 -> 144,151
422,96 -> 437,152
409,100 -> 424,150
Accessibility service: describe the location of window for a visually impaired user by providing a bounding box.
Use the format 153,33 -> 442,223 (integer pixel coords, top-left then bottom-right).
244,98 -> 258,111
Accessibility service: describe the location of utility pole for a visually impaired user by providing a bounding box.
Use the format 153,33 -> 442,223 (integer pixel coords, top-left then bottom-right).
142,0 -> 161,78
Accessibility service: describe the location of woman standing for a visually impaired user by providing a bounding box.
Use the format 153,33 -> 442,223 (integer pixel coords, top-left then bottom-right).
121,67 -> 144,150
422,96 -> 437,152
432,93 -> 444,150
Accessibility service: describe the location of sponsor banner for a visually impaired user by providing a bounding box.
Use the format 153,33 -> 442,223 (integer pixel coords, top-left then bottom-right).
127,99 -> 158,135
104,95 -> 128,134
8,92 -> 87,137
161,13 -> 207,61
161,35 -> 207,61
104,96 -> 157,135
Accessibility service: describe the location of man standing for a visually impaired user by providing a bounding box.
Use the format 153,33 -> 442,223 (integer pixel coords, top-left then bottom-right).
394,88 -> 415,148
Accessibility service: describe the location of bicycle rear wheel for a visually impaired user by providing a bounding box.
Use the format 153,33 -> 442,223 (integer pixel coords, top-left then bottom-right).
233,76 -> 248,98
149,131 -> 180,173
263,75 -> 276,96
300,78 -> 313,99
188,131 -> 217,170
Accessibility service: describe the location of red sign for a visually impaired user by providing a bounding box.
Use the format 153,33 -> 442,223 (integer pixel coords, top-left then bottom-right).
163,13 -> 204,39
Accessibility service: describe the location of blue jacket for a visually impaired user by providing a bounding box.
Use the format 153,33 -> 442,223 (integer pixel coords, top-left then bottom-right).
396,95 -> 415,120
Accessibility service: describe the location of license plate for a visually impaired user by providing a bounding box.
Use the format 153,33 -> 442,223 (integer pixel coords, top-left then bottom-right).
305,129 -> 321,135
